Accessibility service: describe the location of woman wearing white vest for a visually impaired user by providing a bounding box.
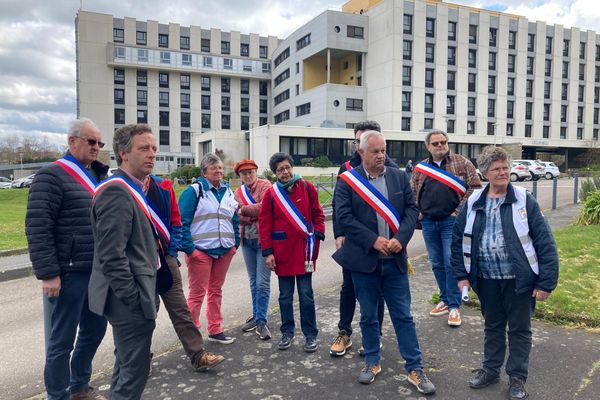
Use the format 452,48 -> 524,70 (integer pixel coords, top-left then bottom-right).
451,146 -> 559,400
179,153 -> 239,345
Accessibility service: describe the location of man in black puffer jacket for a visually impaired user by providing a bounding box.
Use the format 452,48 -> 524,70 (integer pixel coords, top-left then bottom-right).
26,118 -> 109,400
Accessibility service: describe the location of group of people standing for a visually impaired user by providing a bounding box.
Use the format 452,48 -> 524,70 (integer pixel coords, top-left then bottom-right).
25,118 -> 558,400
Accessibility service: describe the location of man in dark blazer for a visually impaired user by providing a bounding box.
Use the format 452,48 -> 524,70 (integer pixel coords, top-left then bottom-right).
89,124 -> 160,400
333,130 -> 435,395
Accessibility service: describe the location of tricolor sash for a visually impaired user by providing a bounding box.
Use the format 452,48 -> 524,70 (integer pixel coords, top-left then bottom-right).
146,198 -> 171,245
344,160 -> 353,172
236,184 -> 257,206
414,161 -> 467,196
271,183 -> 315,262
54,154 -> 98,194
339,168 -> 401,234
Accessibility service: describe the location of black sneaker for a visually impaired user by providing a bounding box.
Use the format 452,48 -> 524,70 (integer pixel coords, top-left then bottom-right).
408,368 -> 436,395
242,316 -> 257,332
469,368 -> 500,389
303,337 -> 318,353
509,376 -> 529,400
255,323 -> 271,340
278,334 -> 294,350
208,332 -> 236,344
357,362 -> 381,384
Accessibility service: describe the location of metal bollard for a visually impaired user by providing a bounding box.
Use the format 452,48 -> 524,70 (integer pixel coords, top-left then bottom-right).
532,179 -> 538,199
552,177 -> 558,210
574,173 -> 579,203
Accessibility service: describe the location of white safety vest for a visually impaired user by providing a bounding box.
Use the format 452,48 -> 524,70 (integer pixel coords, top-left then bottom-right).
190,184 -> 238,250
462,186 -> 539,275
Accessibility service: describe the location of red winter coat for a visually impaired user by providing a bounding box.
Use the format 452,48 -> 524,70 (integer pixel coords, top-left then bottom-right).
259,180 -> 325,277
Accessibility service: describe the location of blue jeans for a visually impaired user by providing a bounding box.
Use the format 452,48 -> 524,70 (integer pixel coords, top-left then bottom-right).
44,272 -> 107,400
242,239 -> 271,325
338,268 -> 384,336
352,260 -> 422,372
421,216 -> 461,309
278,273 -> 318,339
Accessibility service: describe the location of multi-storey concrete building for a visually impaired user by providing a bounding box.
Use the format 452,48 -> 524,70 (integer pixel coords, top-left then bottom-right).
76,0 -> 600,173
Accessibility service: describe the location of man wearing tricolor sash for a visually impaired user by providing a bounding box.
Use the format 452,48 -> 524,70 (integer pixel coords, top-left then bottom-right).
88,124 -> 161,399
411,129 -> 481,327
26,118 -> 108,400
333,131 -> 436,395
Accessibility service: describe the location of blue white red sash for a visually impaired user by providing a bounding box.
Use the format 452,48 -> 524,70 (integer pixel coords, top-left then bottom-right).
236,184 -> 257,206
339,168 -> 401,234
413,161 -> 467,196
344,160 -> 353,172
146,199 -> 171,245
54,154 -> 98,194
271,183 -> 315,261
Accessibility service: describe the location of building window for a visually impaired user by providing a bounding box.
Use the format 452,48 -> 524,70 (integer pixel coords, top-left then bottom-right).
544,104 -> 550,121
447,119 -> 455,133
561,105 -> 568,122
181,131 -> 191,146
114,108 -> 125,125
180,73 -> 190,89
274,47 -> 290,67
561,127 -> 567,139
113,28 -> 124,43
468,97 -> 476,116
508,54 -> 516,73
543,126 -> 550,138
488,99 -> 495,117
403,40 -> 412,60
424,94 -> 434,113
182,53 -> 192,65
507,77 -> 515,96
241,79 -> 250,94
179,35 -> 190,50
159,92 -> 169,107
468,73 -> 476,92
507,100 -> 514,118
260,80 -> 268,96
223,58 -> 233,70
114,69 -> 125,84
160,51 -> 171,64
159,33 -> 168,48
425,68 -> 434,88
114,89 -> 124,104
580,42 -> 586,59
259,45 -> 268,59
527,57 -> 534,74
347,25 -> 364,38
425,43 -> 435,63
528,34 -> 535,52
448,46 -> 456,65
201,38 -> 210,52
487,122 -> 495,136
137,110 -> 147,123
544,81 -> 551,99
346,98 -> 363,111
426,18 -> 435,38
181,93 -> 190,109
242,61 -> 252,72
203,56 -> 213,67
526,80 -> 533,97
447,95 -> 455,114
220,41 -> 230,55
488,76 -> 496,94
274,89 -> 290,106
563,39 -> 570,57
115,46 -> 125,59
136,31 -> 147,45
201,113 -> 210,129
447,71 -> 456,90
137,90 -> 147,106
595,129 -> 599,140
509,31 -> 516,49
296,33 -> 311,51
546,36 -> 553,54
424,118 -> 434,129
260,117 -> 268,126
578,107 -> 584,123
137,70 -> 147,86
467,121 -> 476,135
489,28 -> 497,47
241,116 -> 250,130
579,63 -> 585,81
159,130 -> 169,146
221,96 -> 230,111
274,69 -> 290,87
448,21 -> 456,40
402,66 -> 411,86
563,61 -> 569,79
181,112 -> 190,127
489,52 -> 496,70
579,85 -> 585,102
222,115 -> 231,129
159,111 -> 169,126
507,123 -> 514,136
595,66 -> 600,83
241,98 -> 249,113
469,25 -> 477,44
136,48 -> 148,62
403,14 -> 412,34
260,99 -> 268,114
159,72 -> 169,88
221,78 -> 230,93
201,75 -> 210,91
296,102 -> 311,116
577,128 -> 583,140
274,110 -> 290,124
596,87 -> 600,103
562,83 -> 569,100
469,49 -> 477,68
596,45 -> 600,61
402,92 -> 411,111
402,117 -> 411,131
240,43 -> 249,57
545,59 -> 552,77
201,95 -> 210,110
525,124 -> 532,138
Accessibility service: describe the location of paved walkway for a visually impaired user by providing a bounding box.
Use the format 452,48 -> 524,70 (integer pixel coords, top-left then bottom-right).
62,204 -> 599,400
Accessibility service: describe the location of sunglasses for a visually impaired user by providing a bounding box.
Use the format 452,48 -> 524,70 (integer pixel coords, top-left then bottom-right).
75,136 -> 105,148
430,140 -> 447,147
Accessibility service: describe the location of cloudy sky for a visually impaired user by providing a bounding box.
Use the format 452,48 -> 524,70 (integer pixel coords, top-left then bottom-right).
1,0 -> 600,147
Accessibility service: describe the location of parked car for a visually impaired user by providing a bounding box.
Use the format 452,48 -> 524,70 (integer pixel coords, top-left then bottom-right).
11,174 -> 35,188
0,177 -> 12,189
510,162 -> 531,182
513,159 -> 545,181
539,161 -> 560,179
476,168 -> 487,182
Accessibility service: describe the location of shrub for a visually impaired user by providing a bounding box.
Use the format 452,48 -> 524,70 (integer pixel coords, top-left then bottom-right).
170,165 -> 201,182
577,190 -> 600,225
313,155 -> 332,168
579,176 -> 600,201
300,157 -> 314,166
261,169 -> 276,183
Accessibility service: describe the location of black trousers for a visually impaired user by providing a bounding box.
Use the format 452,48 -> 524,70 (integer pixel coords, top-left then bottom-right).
477,278 -> 535,380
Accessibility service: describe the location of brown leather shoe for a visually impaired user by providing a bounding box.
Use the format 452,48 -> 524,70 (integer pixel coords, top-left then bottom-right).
70,387 -> 107,400
194,351 -> 225,372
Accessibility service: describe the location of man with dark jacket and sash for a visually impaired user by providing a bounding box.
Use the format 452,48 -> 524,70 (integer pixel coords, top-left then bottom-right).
411,129 -> 481,327
333,130 -> 435,395
26,118 -> 108,400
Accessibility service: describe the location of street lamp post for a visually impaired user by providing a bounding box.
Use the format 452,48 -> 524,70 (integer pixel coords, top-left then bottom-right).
19,153 -> 23,179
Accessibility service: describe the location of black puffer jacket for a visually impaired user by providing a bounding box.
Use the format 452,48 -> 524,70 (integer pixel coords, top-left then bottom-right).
25,157 -> 108,280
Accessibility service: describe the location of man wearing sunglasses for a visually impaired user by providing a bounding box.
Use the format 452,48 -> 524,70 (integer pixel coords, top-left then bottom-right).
411,129 -> 481,328
26,118 -> 109,400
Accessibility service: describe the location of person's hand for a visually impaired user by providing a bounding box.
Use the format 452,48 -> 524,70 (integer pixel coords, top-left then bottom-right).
42,276 -> 61,297
335,236 -> 346,250
265,254 -> 276,271
457,279 -> 470,292
386,238 -> 403,253
532,289 -> 550,301
373,236 -> 391,256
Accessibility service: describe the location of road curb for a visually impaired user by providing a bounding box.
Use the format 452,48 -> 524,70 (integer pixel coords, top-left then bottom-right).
0,265 -> 33,283
0,248 -> 28,257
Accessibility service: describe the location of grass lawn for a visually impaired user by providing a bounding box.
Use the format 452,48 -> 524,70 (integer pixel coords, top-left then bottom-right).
0,189 -> 28,251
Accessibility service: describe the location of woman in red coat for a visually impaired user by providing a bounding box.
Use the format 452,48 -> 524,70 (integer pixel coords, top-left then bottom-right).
259,152 -> 325,353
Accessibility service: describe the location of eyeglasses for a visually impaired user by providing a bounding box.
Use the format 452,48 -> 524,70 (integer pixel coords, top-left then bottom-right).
352,139 -> 360,145
75,136 -> 105,148
239,170 -> 256,176
430,140 -> 448,147
275,165 -> 292,174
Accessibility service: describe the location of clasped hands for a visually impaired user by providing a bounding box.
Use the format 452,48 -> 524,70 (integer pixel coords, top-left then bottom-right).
373,236 -> 403,256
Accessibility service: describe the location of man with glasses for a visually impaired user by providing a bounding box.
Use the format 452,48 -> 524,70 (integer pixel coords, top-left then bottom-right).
411,129 -> 481,327
26,118 -> 108,400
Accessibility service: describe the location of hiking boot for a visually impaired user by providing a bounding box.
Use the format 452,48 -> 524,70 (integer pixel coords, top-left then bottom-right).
509,377 -> 529,400
448,308 -> 462,327
208,332 -> 236,344
303,337 -> 318,353
242,315 -> 257,332
430,301 -> 449,316
278,334 -> 294,350
70,387 -> 106,400
255,323 -> 271,340
469,368 -> 499,389
358,340 -> 383,357
357,362 -> 382,384
408,368 -> 436,395
330,332 -> 352,356
194,351 -> 225,372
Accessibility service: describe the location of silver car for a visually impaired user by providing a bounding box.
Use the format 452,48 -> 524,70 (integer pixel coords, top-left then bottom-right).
539,161 -> 560,179
0,177 -> 12,189
513,159 -> 545,181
